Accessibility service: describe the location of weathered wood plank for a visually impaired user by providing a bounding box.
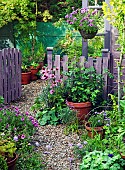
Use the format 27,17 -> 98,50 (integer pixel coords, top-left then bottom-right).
55,55 -> 60,80
62,55 -> 68,80
0,50 -> 3,97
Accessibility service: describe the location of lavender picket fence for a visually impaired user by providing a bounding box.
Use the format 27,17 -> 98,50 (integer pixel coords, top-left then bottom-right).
0,48 -> 21,104
47,49 -> 112,100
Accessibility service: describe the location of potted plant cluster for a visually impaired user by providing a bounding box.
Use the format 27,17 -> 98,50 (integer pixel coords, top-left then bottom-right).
64,65 -> 104,122
65,7 -> 101,39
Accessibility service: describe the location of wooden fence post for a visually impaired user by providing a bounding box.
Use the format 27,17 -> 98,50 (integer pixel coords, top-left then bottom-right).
102,49 -> 109,100
46,47 -> 53,72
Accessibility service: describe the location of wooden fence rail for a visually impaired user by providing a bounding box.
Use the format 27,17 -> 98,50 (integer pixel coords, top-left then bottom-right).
47,48 -> 112,100
0,48 -> 21,104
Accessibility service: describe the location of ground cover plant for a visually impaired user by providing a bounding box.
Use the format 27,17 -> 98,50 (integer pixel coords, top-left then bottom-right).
0,97 -> 46,169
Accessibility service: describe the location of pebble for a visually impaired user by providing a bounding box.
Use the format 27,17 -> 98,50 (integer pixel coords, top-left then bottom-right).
8,80 -> 81,170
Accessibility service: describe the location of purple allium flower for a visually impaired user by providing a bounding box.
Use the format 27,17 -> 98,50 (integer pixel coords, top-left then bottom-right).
108,154 -> 114,158
13,136 -> 18,142
21,134 -> 26,139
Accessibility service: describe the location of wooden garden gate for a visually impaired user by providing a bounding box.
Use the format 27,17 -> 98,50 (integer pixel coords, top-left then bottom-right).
0,48 -> 21,104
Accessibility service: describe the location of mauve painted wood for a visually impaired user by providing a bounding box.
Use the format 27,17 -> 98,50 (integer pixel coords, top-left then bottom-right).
0,51 -> 3,97
0,48 -> 21,104
62,55 -> 68,80
55,55 -> 60,80
18,49 -> 22,98
94,57 -> 102,74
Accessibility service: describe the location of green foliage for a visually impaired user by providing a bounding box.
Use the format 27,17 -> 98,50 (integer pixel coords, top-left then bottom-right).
31,81 -> 66,125
54,28 -> 104,61
16,144 -> 46,170
80,150 -> 125,170
63,66 -> 104,104
0,155 -> 8,170
88,110 -> 110,127
0,105 -> 38,150
0,136 -> 16,159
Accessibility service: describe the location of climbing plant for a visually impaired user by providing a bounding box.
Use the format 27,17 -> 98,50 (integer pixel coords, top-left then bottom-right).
102,0 -> 125,112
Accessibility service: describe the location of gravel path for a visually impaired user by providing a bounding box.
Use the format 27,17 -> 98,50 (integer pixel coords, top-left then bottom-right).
9,80 -> 81,170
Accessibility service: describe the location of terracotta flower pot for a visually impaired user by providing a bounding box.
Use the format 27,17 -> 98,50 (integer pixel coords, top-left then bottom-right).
21,72 -> 31,85
66,101 -> 92,122
7,153 -> 18,170
85,122 -> 104,138
120,153 -> 125,160
30,68 -> 39,81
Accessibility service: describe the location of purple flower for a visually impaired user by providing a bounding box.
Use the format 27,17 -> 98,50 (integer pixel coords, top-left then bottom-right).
15,113 -> 19,116
65,14 -> 69,19
13,136 -> 18,142
69,143 -> 73,147
92,9 -> 97,15
50,89 -> 54,94
83,141 -> 88,145
89,19 -> 93,23
21,117 -> 25,121
25,112 -> 29,116
89,23 -> 93,27
29,116 -> 34,120
6,124 -> 9,129
14,127 -> 17,131
21,134 -> 26,139
77,143 -> 83,149
73,17 -> 77,21
108,154 -> 114,158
